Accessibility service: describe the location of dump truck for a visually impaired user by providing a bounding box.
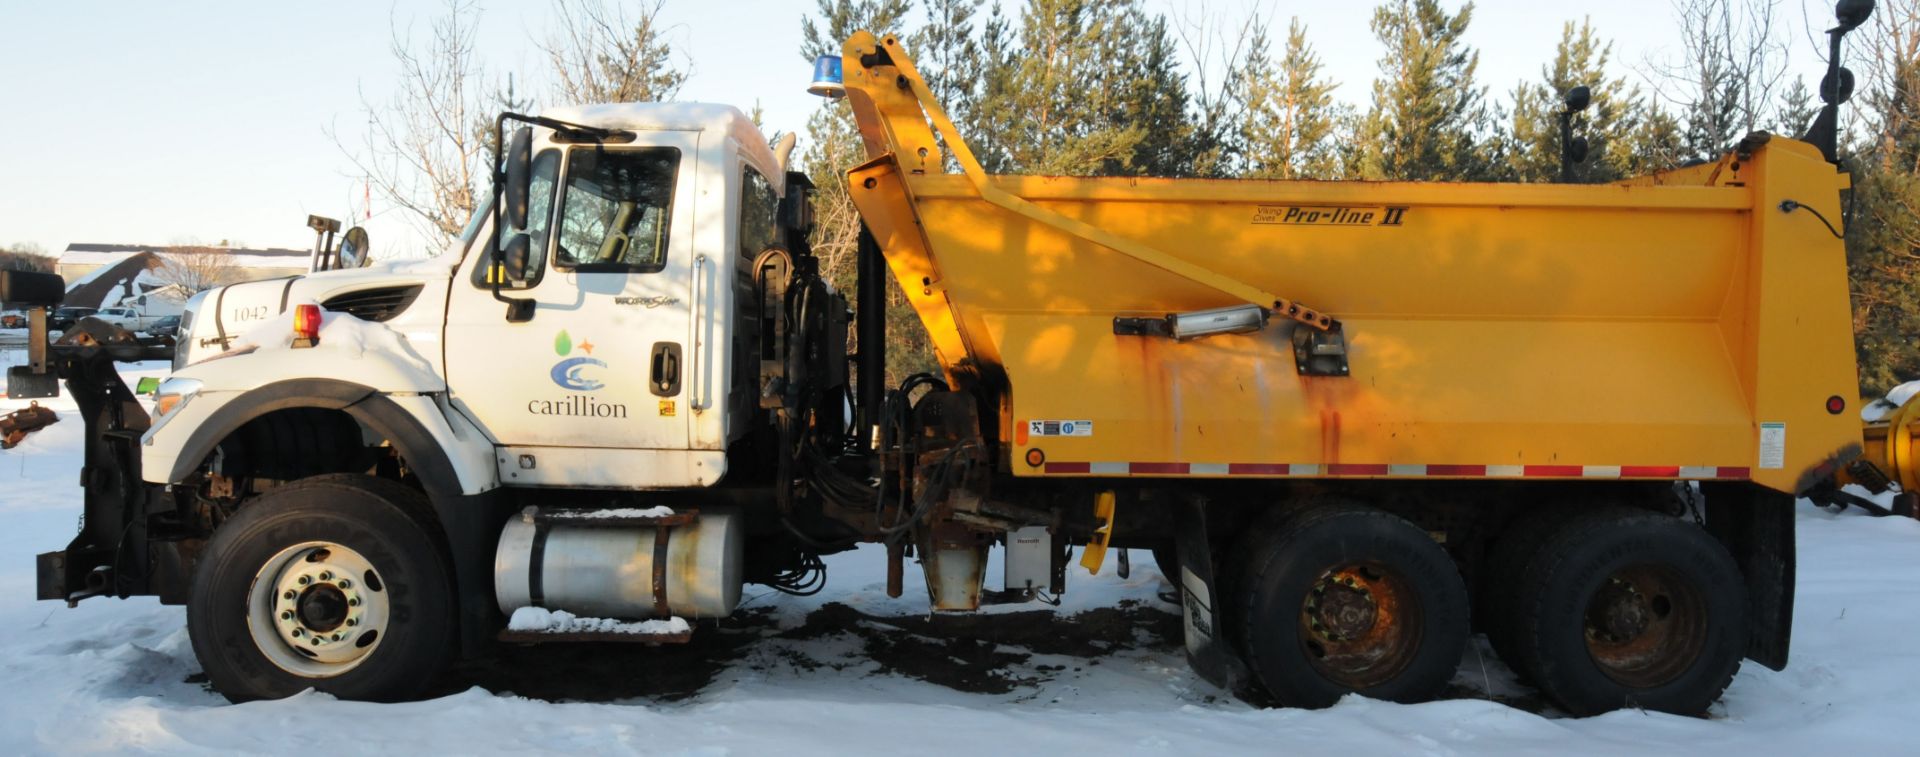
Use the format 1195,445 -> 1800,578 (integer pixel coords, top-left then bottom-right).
1,1 -> 1912,716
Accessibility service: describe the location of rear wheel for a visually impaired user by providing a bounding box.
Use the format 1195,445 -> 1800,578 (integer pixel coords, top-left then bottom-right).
188,475 -> 453,702
1234,503 -> 1469,707
1509,508 -> 1746,716
1479,506 -> 1574,677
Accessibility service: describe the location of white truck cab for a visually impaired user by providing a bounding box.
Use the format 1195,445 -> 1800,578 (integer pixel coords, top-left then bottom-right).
160,104 -> 784,493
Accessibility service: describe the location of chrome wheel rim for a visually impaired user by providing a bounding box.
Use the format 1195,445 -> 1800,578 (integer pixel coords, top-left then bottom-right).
245,541 -> 389,677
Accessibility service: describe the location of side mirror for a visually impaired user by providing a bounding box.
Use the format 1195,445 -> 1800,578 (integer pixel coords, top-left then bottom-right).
1563,85 -> 1592,114
337,227 -> 371,269
1822,66 -> 1857,105
1568,137 -> 1590,164
1835,0 -> 1875,33
503,127 -> 534,230
501,233 -> 531,282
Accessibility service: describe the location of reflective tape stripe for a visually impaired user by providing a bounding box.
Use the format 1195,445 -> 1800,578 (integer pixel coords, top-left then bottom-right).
1036,461 -> 1755,479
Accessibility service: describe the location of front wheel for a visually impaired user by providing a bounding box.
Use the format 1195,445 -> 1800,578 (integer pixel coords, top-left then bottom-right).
1234,503 -> 1470,707
187,475 -> 454,702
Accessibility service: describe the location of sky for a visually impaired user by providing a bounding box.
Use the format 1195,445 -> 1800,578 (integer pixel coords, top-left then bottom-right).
0,1 -> 1844,261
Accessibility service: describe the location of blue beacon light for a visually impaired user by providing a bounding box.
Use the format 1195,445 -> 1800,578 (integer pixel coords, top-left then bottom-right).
808,55 -> 845,98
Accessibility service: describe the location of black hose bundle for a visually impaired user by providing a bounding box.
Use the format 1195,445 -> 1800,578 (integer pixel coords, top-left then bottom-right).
766,549 -> 828,596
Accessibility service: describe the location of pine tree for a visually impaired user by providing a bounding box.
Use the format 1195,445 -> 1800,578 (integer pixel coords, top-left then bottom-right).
1506,20 -> 1640,183
796,0 -> 916,283
1238,18 -> 1341,180
1847,0 -> 1920,396
1621,106 -> 1689,174
1771,77 -> 1820,138
798,0 -> 931,382
966,0 -> 1199,177
1108,11 -> 1196,177
1356,0 -> 1494,181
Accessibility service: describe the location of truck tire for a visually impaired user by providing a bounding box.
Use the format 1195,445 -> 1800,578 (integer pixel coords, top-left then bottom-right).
1478,505 -> 1574,678
1235,503 -> 1469,707
187,475 -> 454,703
1509,508 -> 1746,716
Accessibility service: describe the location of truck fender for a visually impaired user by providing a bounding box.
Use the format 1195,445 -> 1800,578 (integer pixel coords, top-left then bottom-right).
159,379 -> 490,494
159,378 -> 510,657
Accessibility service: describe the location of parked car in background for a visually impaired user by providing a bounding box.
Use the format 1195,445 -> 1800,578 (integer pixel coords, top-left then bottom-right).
145,314 -> 181,338
0,310 -> 25,329
47,307 -> 95,331
93,306 -> 159,333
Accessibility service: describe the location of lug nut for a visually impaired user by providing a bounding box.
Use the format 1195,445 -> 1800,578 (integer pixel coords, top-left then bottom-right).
338,579 -> 352,589
310,637 -> 322,646
319,571 -> 333,581
297,575 -> 312,586
348,598 -> 361,607
347,618 -> 359,627
283,590 -> 296,600
290,628 -> 304,638
280,610 -> 293,621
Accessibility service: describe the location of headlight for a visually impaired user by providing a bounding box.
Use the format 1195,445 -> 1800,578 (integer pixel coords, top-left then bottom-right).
152,378 -> 203,419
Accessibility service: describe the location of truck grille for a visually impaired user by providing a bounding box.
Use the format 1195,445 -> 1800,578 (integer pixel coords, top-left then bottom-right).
322,285 -> 423,322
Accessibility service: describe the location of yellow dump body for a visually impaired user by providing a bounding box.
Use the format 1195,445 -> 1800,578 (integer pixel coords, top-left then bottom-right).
839,33 -> 1862,496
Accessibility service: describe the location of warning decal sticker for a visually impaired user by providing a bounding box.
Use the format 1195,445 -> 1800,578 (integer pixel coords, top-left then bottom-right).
1028,420 -> 1094,438
1759,422 -> 1786,469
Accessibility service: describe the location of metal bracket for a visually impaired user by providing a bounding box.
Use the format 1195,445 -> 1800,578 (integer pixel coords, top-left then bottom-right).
1292,322 -> 1351,377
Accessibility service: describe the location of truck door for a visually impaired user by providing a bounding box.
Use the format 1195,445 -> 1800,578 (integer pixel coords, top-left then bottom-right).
444,130 -> 711,484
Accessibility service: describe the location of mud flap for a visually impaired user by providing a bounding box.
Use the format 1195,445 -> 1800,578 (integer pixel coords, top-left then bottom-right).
1702,482 -> 1795,670
1175,499 -> 1248,691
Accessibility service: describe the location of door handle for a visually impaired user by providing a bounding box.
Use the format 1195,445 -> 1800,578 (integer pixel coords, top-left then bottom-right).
651,342 -> 682,397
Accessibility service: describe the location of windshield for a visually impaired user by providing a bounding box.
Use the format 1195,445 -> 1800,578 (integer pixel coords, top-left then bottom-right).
459,196 -> 495,249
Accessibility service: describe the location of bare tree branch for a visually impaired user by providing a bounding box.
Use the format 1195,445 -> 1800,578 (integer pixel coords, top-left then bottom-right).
542,0 -> 688,105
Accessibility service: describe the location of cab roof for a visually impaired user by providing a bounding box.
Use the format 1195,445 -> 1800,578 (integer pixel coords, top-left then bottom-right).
538,103 -> 783,193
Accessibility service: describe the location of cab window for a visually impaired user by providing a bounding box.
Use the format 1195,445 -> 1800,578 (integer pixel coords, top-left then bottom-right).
739,166 -> 779,260
554,147 -> 680,273
471,148 -> 560,289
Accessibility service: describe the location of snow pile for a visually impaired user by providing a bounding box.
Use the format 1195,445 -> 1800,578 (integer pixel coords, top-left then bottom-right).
1864,380 -> 1920,422
571,506 -> 676,519
506,607 -> 691,636
226,304 -> 436,382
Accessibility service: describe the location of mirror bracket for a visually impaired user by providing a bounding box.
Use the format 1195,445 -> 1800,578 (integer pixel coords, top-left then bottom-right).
504,298 -> 535,323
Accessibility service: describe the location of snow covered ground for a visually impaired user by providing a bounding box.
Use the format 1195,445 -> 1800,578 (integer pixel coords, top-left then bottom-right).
5,347 -> 1920,755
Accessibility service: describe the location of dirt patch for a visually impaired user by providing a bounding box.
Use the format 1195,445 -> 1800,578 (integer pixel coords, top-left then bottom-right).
431,600 -> 1185,702
775,601 -> 1182,695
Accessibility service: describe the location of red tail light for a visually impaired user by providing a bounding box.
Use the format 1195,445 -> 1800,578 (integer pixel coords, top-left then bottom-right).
292,304 -> 322,346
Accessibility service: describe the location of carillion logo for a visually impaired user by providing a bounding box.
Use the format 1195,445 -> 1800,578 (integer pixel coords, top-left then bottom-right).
549,330 -> 607,391
528,330 -> 627,418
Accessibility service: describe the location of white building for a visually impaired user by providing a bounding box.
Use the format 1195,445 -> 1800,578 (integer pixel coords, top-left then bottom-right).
58,244 -> 309,310
57,243 -> 309,283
